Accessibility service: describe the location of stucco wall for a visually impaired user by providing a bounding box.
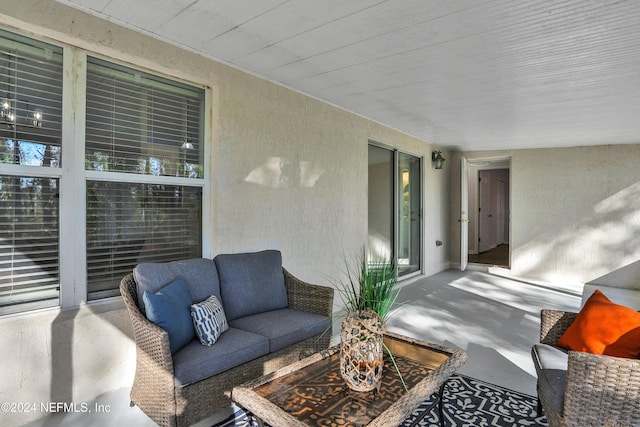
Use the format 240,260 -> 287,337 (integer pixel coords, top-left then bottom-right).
213,72 -> 450,282
450,145 -> 640,288
0,1 -> 449,425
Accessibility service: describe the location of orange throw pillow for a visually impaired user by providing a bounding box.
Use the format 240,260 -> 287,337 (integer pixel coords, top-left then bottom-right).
557,289 -> 640,358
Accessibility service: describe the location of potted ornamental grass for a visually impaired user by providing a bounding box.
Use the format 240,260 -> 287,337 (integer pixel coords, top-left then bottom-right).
337,248 -> 407,392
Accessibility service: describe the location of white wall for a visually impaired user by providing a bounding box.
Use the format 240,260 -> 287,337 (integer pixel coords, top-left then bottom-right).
211,71 -> 450,283
0,2 -> 449,425
451,145 -> 640,288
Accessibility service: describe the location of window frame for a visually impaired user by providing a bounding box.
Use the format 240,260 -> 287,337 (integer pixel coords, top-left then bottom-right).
0,32 -> 66,314
0,30 -> 212,314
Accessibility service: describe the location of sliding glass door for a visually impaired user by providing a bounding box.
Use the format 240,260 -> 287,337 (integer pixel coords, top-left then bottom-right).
398,152 -> 421,276
368,144 -> 422,278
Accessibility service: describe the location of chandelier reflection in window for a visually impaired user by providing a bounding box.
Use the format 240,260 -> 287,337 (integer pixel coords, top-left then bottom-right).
1,98 -> 15,123
1,97 -> 43,128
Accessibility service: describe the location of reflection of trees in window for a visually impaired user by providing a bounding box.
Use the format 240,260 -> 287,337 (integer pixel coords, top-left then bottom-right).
0,139 -> 61,167
86,151 -> 110,172
0,139 -> 13,163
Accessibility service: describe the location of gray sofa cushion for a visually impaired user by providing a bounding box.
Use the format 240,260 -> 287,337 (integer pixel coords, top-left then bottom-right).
214,250 -> 288,321
172,327 -> 269,387
229,308 -> 330,352
532,343 -> 569,415
133,258 -> 220,313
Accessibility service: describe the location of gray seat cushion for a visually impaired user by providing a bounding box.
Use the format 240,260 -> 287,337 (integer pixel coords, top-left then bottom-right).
532,343 -> 569,416
133,258 -> 220,313
172,327 -> 269,387
214,250 -> 288,321
229,308 -> 330,352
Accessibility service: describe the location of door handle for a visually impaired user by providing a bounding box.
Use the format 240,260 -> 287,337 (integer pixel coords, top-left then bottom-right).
488,214 -> 493,217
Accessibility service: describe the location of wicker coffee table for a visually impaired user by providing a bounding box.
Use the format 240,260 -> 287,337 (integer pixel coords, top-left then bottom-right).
232,331 -> 467,427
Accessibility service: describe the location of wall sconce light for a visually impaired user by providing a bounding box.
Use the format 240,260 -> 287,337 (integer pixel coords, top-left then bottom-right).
432,150 -> 445,169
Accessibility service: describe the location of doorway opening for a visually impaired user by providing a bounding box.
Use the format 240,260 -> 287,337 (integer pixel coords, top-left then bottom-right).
466,159 -> 510,268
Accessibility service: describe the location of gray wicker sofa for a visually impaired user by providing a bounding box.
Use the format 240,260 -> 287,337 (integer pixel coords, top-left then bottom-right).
120,250 -> 334,427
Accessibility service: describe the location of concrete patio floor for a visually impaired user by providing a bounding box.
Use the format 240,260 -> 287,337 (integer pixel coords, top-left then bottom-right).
387,267 -> 581,396
22,267 -> 583,427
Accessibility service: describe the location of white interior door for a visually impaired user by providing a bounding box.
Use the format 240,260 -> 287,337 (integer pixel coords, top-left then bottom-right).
478,170 -> 497,252
460,157 -> 469,271
496,178 -> 506,245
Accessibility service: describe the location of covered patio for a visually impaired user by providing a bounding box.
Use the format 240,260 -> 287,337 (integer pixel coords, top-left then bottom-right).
23,267 -> 582,426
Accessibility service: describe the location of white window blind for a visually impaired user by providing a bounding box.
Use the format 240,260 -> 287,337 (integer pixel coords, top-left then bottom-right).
85,58 -> 204,299
0,176 -> 60,313
86,182 -> 202,298
0,30 -> 63,314
0,30 -> 63,167
85,57 -> 203,177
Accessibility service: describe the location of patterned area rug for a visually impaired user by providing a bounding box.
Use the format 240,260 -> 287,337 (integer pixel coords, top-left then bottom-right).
214,375 -> 548,426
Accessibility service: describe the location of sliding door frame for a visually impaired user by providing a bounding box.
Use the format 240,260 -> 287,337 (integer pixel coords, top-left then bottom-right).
368,141 -> 424,280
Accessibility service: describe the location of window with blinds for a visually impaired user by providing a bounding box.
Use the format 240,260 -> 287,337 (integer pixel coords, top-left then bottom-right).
0,30 -> 63,168
85,57 -> 203,177
85,57 -> 204,299
86,182 -> 202,298
0,30 -> 63,313
0,176 -> 59,312
0,29 -> 210,313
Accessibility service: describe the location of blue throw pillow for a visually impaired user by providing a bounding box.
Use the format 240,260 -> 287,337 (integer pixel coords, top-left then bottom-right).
143,276 -> 195,353
190,295 -> 229,346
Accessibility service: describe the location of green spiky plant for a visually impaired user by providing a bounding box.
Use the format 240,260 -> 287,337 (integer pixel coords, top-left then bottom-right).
337,247 -> 407,391
339,248 -> 400,321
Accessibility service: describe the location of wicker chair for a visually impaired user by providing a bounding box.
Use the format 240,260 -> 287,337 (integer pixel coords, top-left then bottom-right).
120,268 -> 334,427
535,309 -> 640,427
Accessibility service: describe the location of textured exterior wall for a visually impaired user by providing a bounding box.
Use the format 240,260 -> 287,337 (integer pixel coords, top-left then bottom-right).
450,145 -> 640,287
0,1 -> 448,425
212,73 -> 450,283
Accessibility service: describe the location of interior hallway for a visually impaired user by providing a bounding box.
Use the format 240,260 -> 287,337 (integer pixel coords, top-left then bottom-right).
468,244 -> 510,267
22,268 -> 583,426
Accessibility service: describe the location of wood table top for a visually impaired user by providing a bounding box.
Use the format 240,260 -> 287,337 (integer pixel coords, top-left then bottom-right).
232,332 -> 467,427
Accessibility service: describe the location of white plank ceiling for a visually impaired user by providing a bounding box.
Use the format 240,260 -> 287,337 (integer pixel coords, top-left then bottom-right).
54,0 -> 640,151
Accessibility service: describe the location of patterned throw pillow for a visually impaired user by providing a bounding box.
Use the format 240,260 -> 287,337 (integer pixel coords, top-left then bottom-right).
190,295 -> 229,346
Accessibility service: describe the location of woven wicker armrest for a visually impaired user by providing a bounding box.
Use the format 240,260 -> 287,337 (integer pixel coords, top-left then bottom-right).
119,274 -> 174,374
283,268 -> 334,319
563,351 -> 640,427
120,274 -> 177,426
540,309 -> 579,345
